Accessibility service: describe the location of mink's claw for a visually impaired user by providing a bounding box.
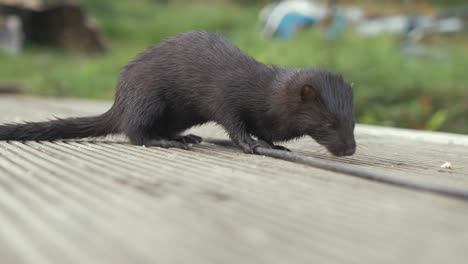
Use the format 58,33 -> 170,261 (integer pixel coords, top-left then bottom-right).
273,145 -> 291,152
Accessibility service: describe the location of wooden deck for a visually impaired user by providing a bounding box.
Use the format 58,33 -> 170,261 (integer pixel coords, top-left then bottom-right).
0,95 -> 467,264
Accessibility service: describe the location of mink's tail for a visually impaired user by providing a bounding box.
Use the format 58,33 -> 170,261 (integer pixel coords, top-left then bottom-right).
0,110 -> 119,141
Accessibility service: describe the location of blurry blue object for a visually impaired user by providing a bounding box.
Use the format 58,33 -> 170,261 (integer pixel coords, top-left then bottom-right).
276,12 -> 317,39
259,0 -> 328,39
325,7 -> 346,40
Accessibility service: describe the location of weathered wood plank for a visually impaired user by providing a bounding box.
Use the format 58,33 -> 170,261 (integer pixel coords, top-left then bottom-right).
0,95 -> 467,264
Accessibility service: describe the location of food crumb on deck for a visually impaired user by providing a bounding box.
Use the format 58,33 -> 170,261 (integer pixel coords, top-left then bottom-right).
440,162 -> 453,170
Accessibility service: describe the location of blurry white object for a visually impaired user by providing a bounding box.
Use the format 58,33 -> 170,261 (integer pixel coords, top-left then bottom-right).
0,0 -> 42,10
0,15 -> 24,55
357,15 -> 464,37
357,16 -> 409,36
341,6 -> 365,24
432,17 -> 463,33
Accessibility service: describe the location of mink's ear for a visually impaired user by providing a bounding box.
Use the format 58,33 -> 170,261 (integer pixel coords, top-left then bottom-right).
300,85 -> 317,102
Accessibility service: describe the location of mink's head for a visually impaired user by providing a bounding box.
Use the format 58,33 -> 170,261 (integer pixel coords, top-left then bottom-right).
283,69 -> 356,156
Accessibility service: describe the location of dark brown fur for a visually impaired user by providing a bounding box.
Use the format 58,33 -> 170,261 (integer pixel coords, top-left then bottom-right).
0,31 -> 356,156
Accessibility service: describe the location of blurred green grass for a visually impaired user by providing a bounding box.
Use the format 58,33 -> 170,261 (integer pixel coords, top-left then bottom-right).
1,0 -> 467,133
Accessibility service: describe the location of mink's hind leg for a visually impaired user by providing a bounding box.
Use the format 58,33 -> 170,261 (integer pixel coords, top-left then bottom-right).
126,129 -> 191,149
122,98 -> 206,150
173,134 -> 203,144
126,129 -> 190,150
122,101 -> 191,150
144,138 -> 190,150
145,134 -> 202,149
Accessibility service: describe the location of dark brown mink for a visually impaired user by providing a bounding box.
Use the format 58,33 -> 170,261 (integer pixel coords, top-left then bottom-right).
0,31 -> 356,156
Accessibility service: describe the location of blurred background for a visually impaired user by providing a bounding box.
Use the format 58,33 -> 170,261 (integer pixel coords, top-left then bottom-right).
0,0 -> 467,134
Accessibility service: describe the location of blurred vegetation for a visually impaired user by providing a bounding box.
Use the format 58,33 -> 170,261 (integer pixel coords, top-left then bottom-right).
1,0 -> 467,133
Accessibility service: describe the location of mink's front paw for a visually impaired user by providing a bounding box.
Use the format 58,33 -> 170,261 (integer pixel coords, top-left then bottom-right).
239,143 -> 254,154
237,139 -> 271,154
252,140 -> 273,154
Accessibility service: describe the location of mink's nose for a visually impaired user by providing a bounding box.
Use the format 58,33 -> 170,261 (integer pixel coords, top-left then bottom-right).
343,147 -> 356,156
333,148 -> 355,157
328,146 -> 355,157
329,140 -> 356,156
344,140 -> 356,156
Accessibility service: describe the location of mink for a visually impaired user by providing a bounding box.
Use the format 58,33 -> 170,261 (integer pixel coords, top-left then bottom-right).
0,31 -> 356,156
